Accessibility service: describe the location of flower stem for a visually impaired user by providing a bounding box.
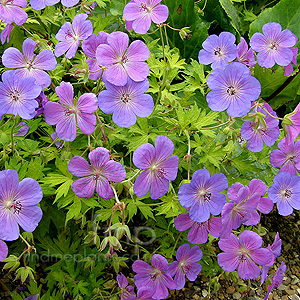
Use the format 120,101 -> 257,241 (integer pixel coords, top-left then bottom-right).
111,185 -> 120,204
200,120 -> 230,130
44,137 -> 58,151
260,106 -> 284,120
121,170 -> 141,184
11,117 -> 18,154
159,24 -> 166,64
0,116 -> 12,130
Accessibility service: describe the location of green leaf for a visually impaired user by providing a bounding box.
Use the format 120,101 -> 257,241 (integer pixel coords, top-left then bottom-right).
219,0 -> 242,34
65,196 -> 82,224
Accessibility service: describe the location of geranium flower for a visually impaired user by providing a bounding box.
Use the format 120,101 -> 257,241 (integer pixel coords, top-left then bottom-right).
217,230 -> 273,280
241,102 -> 280,152
132,254 -> 176,299
167,244 -> 202,290
35,92 -> 49,117
44,81 -> 98,142
282,102 -> 300,145
198,31 -> 237,70
117,273 -> 134,299
270,138 -> 300,175
0,71 -> 42,119
178,169 -> 228,223
0,0 -> 27,25
68,147 -> 126,199
174,213 -> 222,244
237,37 -> 255,67
24,296 -> 39,300
30,0 -> 59,10
268,172 -> 300,216
1,23 -> 13,44
123,0 -> 169,34
13,122 -> 29,137
133,135 -> 179,199
282,33 -> 298,76
264,262 -> 286,300
127,287 -> 154,300
0,169 -> 43,241
96,31 -> 150,86
250,22 -> 297,68
2,38 -> 57,88
0,240 -> 8,261
51,133 -> 64,150
98,78 -> 154,128
206,62 -> 261,117
55,13 -> 93,59
82,31 -> 109,81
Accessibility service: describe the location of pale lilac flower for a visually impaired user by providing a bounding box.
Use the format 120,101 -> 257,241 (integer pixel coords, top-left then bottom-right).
174,213 -> 222,244
268,172 -> 300,216
0,0 -> 27,25
0,240 -> 8,261
241,102 -> 280,152
0,71 -> 42,119
123,0 -> 169,34
2,38 -> 57,89
132,254 -> 177,299
13,122 -> 29,137
68,147 -> 126,199
198,32 -> 237,70
60,0 -> 79,7
24,296 -> 39,300
282,102 -> 300,145
250,22 -> 297,68
82,31 -> 109,81
35,92 -> 49,117
206,62 -> 261,117
264,262 -> 286,300
44,82 -> 98,142
30,0 -> 59,10
217,230 -> 273,280
55,14 -> 93,59
270,138 -> 300,175
51,132 -> 64,150
127,287 -> 154,300
261,233 -> 282,284
178,169 -> 228,223
237,37 -> 256,67
96,31 -> 150,86
0,169 -> 43,241
133,135 -> 179,199
98,78 -> 154,128
167,244 -> 202,290
1,23 -> 13,44
117,273 -> 134,299
283,47 -> 298,76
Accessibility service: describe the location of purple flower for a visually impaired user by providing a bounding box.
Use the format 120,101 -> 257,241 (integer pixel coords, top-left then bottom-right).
1,23 -> 13,44
13,122 -> 29,137
0,240 -> 8,261
0,0 -> 27,25
117,273 -> 134,299
55,14 -> 93,59
51,132 -> 64,150
206,62 -> 261,117
217,230 -> 273,280
96,31 -> 150,86
241,102 -> 280,152
270,138 -> 300,176
268,172 -> 300,216
133,135 -> 179,199
132,254 -> 177,299
98,78 -> 154,128
68,147 -> 126,199
0,71 -> 42,119
237,37 -> 256,67
283,46 -> 298,76
282,102 -> 300,145
44,82 -> 98,142
178,169 -> 228,223
174,213 -> 222,244
250,22 -> 297,68
261,233 -> 282,284
2,38 -> 57,89
264,262 -> 286,300
60,0 -> 79,7
30,0 -> 59,10
198,32 -> 237,70
127,287 -> 154,300
24,296 -> 39,300
123,0 -> 169,34
167,244 -> 202,290
0,169 -> 43,241
35,92 -> 49,117
82,31 -> 109,81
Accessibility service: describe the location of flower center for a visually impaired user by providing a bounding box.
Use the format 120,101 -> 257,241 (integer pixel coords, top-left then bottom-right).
227,85 -> 237,96
150,165 -> 166,179
203,192 -> 212,201
150,270 -> 161,281
214,47 -> 223,57
269,42 -> 278,51
4,199 -> 22,214
284,189 -> 292,198
93,171 -> 102,181
2,0 -> 13,5
140,3 -> 150,12
121,55 -> 129,64
9,89 -> 20,102
121,93 -> 131,103
64,108 -> 77,116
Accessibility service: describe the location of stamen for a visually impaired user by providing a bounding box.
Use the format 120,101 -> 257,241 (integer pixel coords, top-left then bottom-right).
284,189 -> 292,198
203,193 -> 211,201
214,47 -> 223,56
227,85 -> 236,96
121,93 -> 131,103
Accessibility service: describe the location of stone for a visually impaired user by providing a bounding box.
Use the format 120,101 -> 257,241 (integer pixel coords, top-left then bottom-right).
278,284 -> 288,291
226,286 -> 235,294
284,290 -> 295,296
233,292 -> 241,299
291,276 -> 300,285
290,295 -> 300,300
202,290 -> 208,297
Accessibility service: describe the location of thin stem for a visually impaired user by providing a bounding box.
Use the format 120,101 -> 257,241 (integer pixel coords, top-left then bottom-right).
19,234 -> 31,249
146,27 -> 160,35
111,185 -> 120,204
0,116 -> 13,130
21,25 -> 33,36
166,23 -> 181,32
11,117 -> 18,154
159,24 -> 166,64
121,170 -> 141,184
0,279 -> 10,294
260,106 -> 284,120
44,137 -> 58,151
200,120 -> 230,130
170,233 -> 182,258
163,24 -> 170,48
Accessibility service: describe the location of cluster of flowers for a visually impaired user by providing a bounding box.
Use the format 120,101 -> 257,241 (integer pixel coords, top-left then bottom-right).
0,169 -> 43,262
